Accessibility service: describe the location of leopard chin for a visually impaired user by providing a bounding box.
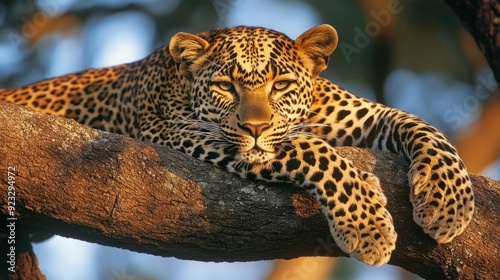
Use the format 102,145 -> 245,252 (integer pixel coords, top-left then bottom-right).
237,148 -> 276,164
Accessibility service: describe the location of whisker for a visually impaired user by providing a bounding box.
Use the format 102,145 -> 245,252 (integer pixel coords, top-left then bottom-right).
227,145 -> 239,153
285,130 -> 327,141
287,123 -> 329,135
234,158 -> 247,172
306,108 -> 338,121
196,56 -> 227,72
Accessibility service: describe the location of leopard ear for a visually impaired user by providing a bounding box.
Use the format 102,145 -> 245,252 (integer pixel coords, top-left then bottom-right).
295,24 -> 338,77
169,32 -> 210,78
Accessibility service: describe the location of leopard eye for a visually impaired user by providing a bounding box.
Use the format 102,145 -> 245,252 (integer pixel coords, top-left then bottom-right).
273,80 -> 293,91
214,81 -> 234,92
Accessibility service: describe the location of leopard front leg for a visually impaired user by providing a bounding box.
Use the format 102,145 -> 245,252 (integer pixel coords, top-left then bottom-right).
371,110 -> 474,243
405,123 -> 474,243
307,80 -> 474,243
236,137 -> 397,266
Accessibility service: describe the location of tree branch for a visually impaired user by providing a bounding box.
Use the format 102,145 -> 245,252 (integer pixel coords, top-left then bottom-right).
0,102 -> 498,279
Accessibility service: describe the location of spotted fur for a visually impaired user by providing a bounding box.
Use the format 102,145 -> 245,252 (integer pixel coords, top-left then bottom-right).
0,25 -> 474,266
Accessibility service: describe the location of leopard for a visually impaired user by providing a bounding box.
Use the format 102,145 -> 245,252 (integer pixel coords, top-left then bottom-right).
0,24 -> 474,266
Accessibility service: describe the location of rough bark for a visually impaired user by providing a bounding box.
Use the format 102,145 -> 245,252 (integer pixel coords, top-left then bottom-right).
0,102 -> 499,279
444,0 -> 500,83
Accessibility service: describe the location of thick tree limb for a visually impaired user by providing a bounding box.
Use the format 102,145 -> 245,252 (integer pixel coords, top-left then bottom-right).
444,0 -> 500,83
0,102 -> 499,279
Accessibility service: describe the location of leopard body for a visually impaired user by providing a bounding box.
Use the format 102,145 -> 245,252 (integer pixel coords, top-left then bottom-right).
0,25 -> 474,266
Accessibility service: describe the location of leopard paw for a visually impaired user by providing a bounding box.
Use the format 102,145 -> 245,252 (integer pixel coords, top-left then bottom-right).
318,170 -> 396,266
409,155 -> 474,243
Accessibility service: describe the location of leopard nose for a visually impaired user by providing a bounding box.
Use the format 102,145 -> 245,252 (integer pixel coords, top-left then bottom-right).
241,122 -> 271,138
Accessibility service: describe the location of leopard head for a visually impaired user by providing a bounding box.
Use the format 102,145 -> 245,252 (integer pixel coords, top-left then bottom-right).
169,25 -> 337,164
